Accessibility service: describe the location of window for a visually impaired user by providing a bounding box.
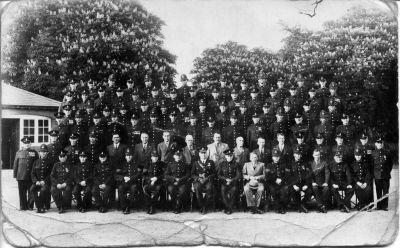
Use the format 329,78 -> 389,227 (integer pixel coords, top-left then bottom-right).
20,116 -> 51,145
38,119 -> 49,143
23,119 -> 35,142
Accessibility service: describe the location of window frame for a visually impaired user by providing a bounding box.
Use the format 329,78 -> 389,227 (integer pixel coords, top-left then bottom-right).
18,115 -> 52,146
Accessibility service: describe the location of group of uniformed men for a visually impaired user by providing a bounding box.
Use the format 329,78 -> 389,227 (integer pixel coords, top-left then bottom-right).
13,73 -> 394,215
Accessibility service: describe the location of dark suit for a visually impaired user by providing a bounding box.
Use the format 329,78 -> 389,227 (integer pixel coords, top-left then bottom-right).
182,146 -> 198,169
133,143 -> 155,169
157,141 -> 177,163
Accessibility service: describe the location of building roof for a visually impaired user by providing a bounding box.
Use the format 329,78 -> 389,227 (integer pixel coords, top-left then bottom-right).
1,82 -> 61,108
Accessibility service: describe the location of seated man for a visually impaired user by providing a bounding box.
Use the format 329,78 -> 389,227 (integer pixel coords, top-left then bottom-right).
31,144 -> 53,213
116,149 -> 141,214
243,152 -> 265,214
73,151 -> 93,213
191,147 -> 216,214
288,147 -> 312,213
218,149 -> 241,214
352,149 -> 373,210
143,150 -> 165,214
265,149 -> 289,214
92,152 -> 114,213
326,151 -> 354,213
309,149 -> 329,213
51,150 -> 73,214
165,150 -> 190,214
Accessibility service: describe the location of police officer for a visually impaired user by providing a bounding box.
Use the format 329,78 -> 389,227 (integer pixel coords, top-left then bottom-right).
116,149 -> 141,214
165,150 -> 190,214
47,130 -> 63,165
31,144 -> 53,213
222,111 -> 244,149
73,151 -> 93,212
51,150 -> 73,214
88,112 -> 106,150
372,136 -> 393,211
143,150 -> 165,214
288,147 -> 312,213
13,137 -> 37,210
64,133 -> 81,169
326,152 -> 353,213
192,147 -> 216,214
351,149 -> 373,210
265,149 -> 288,214
92,152 -> 114,213
218,149 -> 241,214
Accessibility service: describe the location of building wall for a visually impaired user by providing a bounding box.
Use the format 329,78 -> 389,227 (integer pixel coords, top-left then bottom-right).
2,108 -> 58,127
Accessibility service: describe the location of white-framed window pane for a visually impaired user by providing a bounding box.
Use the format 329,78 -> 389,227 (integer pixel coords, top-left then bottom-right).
23,119 -> 35,142
38,119 -> 49,143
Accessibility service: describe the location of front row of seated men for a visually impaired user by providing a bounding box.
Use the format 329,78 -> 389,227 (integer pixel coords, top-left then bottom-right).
29,139 -> 383,215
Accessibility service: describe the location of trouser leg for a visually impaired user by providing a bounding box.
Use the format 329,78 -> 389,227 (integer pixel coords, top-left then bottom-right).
17,180 -> 29,209
73,185 -> 83,208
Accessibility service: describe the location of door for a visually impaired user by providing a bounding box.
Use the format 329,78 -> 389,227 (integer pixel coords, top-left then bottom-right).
1,119 -> 20,169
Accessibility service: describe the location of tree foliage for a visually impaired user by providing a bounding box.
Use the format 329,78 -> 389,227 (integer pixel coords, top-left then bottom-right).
191,7 -> 397,141
2,0 -> 177,100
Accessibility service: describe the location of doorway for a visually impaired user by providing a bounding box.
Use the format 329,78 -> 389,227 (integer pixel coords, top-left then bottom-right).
1,119 -> 20,169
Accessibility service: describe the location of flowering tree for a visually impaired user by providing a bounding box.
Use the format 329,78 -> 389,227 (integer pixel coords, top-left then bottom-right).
190,41 -> 276,86
2,0 -> 176,100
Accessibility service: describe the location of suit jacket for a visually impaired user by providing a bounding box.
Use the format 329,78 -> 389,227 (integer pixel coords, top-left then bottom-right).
182,146 -> 198,168
206,142 -> 229,169
107,143 -> 128,169
233,147 -> 249,169
242,162 -> 265,181
157,141 -> 177,163
273,144 -> 292,167
252,148 -> 270,165
133,143 -> 155,169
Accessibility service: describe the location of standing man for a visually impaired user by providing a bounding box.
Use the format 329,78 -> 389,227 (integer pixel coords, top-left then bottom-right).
206,132 -> 229,170
133,132 -> 155,170
182,135 -> 198,169
233,136 -> 250,170
372,136 -> 393,211
13,137 -> 37,211
157,131 -> 177,163
242,152 -> 265,214
218,149 -> 241,214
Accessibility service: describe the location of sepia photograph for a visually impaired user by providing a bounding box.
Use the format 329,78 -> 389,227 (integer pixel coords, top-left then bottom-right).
1,0 -> 398,247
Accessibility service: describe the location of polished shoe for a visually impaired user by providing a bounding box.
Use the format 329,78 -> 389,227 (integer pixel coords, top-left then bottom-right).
300,205 -> 308,213
320,205 -> 327,213
148,206 -> 155,215
343,205 -> 350,213
383,207 -> 389,211
201,207 -> 207,215
279,208 -> 286,214
255,208 -> 263,214
226,208 -> 232,215
123,208 -> 130,214
80,208 -> 86,213
58,207 -> 65,214
28,207 -> 34,211
251,207 -> 257,214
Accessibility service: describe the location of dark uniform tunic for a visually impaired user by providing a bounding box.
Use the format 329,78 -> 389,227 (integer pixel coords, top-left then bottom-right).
143,161 -> 165,207
191,159 -> 216,209
92,161 -> 114,209
288,160 -> 312,208
218,160 -> 240,210
73,161 -> 93,209
351,160 -> 372,207
265,161 -> 289,210
13,148 -> 37,210
50,161 -> 73,209
372,148 -> 393,210
165,160 -> 190,208
326,161 -> 354,208
116,161 -> 141,209
31,157 -> 52,210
